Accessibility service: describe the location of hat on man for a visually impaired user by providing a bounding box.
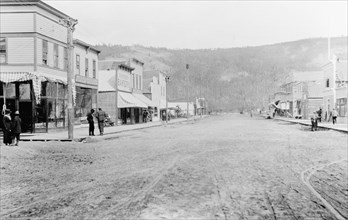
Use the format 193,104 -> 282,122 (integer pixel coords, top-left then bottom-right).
15,110 -> 20,115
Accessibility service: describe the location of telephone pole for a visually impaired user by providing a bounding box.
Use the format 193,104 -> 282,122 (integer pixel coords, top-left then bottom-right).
186,64 -> 189,120
60,17 -> 78,140
165,75 -> 170,123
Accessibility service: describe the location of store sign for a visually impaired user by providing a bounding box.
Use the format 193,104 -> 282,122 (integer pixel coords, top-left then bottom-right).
117,70 -> 131,92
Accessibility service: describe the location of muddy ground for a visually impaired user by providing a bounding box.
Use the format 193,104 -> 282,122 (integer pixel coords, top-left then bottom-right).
1,114 -> 347,219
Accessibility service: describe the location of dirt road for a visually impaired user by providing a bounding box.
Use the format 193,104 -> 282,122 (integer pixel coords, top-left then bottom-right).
1,114 -> 347,219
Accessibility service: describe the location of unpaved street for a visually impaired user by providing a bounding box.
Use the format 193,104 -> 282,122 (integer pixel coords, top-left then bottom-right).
1,114 -> 347,219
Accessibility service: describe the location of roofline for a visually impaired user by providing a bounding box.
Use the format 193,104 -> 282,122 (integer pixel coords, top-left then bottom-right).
0,0 -> 75,20
131,58 -> 144,66
73,39 -> 101,54
99,60 -> 134,71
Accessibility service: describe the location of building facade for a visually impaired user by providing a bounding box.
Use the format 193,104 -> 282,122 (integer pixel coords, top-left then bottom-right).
98,59 -> 154,125
73,39 -> 100,124
322,59 -> 348,123
143,70 -> 167,121
0,0 -> 98,132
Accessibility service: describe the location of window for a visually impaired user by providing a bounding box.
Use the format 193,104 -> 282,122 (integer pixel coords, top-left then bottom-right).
337,98 -> 347,117
64,48 -> 68,71
53,44 -> 59,68
85,58 -> 89,76
326,79 -> 330,88
135,75 -> 138,89
139,75 -> 142,90
0,38 -> 6,63
76,55 -> 80,75
92,60 -> 96,78
42,40 -> 48,65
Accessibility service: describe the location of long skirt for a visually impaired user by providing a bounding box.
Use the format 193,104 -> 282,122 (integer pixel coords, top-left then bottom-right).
3,130 -> 12,145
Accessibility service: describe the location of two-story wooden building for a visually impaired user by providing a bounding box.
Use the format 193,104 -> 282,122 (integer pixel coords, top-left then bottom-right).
0,0 -> 99,132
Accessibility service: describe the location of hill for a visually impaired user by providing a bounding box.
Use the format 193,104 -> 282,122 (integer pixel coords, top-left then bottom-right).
95,37 -> 347,111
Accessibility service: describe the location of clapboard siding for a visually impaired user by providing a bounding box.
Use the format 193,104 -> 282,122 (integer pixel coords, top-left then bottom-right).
0,13 -> 34,33
7,37 -> 34,64
0,65 -> 34,72
36,14 -> 67,43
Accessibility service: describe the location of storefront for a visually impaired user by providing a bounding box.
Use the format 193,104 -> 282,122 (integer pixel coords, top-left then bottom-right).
0,72 -> 68,133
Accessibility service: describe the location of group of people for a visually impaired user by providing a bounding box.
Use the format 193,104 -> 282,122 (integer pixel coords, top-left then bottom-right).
86,108 -> 108,136
311,108 -> 339,131
2,109 -> 22,146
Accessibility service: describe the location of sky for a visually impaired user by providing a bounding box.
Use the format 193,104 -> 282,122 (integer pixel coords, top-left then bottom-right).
46,0 -> 347,49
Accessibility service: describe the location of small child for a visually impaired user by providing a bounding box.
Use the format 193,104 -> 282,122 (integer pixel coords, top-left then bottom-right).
11,111 -> 22,146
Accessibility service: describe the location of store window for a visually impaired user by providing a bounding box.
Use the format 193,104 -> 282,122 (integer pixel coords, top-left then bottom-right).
19,84 -> 31,100
4,84 -> 16,98
0,38 -> 6,63
75,87 -> 92,119
42,40 -> 48,65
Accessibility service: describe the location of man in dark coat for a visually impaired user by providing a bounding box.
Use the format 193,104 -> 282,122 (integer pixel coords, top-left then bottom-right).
2,109 -> 12,145
86,109 -> 95,136
11,111 -> 21,146
95,108 -> 107,135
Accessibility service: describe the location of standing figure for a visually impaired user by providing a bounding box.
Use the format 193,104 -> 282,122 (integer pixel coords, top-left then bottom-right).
311,111 -> 318,131
95,108 -> 107,135
11,111 -> 22,146
87,109 -> 95,136
332,108 -> 338,125
316,108 -> 322,123
2,109 -> 12,145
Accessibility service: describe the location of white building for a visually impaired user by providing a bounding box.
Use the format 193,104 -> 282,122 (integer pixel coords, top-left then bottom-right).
322,58 -> 348,123
143,70 -> 167,121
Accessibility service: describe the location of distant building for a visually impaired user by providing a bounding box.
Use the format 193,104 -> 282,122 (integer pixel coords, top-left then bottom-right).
143,70 -> 167,121
273,71 -> 323,119
98,59 -> 155,124
322,58 -> 347,123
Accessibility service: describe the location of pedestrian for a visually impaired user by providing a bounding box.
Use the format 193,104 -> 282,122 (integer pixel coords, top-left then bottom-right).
86,109 -> 95,136
310,111 -> 318,131
11,111 -> 21,146
95,108 -> 107,135
316,108 -> 322,123
332,108 -> 338,125
2,109 -> 12,145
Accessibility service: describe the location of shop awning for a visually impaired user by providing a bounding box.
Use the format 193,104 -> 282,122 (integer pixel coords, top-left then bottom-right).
0,72 -> 67,84
133,93 -> 157,107
118,92 -> 147,108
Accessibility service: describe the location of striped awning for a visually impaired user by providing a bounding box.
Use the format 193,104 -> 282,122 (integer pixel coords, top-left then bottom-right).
0,72 -> 32,83
0,72 -> 67,84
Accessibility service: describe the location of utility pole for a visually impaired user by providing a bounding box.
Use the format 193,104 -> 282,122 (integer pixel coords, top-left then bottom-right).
60,17 -> 78,140
165,75 -> 170,123
115,68 -> 119,125
200,73 -> 202,117
186,64 -> 189,120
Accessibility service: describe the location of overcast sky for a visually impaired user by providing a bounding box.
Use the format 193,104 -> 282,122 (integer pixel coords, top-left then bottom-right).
46,0 -> 347,49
